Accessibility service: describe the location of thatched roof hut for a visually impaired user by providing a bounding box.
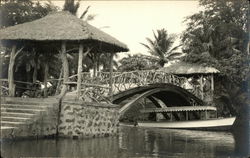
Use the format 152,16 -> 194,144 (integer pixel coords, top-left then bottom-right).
0,11 -> 129,98
160,62 -> 219,75
0,11 -> 129,52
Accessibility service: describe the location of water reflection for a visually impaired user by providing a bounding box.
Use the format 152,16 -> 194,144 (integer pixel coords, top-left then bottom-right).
118,127 -> 235,158
1,126 -> 247,158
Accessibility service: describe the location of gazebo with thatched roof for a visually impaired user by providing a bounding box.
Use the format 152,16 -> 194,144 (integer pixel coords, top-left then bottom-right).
160,61 -> 220,102
0,11 -> 129,99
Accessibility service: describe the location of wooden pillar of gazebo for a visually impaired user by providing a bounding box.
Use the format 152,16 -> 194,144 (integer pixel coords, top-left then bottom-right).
59,41 -> 69,99
109,53 -> 114,99
8,44 -> 24,97
199,75 -> 204,100
77,43 -> 84,99
43,61 -> 49,97
210,73 -> 214,100
8,45 -> 16,97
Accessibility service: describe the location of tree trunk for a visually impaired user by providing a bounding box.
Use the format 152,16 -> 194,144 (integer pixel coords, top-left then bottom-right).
59,41 -> 69,99
44,61 -> 48,97
77,43 -> 84,99
8,45 -> 16,97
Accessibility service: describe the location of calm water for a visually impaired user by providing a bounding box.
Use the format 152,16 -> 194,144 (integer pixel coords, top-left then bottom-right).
1,125 -> 249,158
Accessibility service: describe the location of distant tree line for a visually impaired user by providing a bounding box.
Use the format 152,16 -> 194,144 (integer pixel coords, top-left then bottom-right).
118,0 -> 249,117
181,0 -> 249,116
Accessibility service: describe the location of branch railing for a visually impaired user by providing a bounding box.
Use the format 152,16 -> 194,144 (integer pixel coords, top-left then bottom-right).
69,70 -> 211,103
1,70 -> 213,103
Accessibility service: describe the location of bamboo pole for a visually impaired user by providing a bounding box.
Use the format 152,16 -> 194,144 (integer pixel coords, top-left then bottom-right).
59,41 -> 69,99
109,53 -> 114,98
8,45 -> 16,97
77,43 -> 83,99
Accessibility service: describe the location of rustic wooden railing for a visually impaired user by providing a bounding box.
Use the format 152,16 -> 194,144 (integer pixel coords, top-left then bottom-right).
1,70 -> 214,103
69,70 -> 213,103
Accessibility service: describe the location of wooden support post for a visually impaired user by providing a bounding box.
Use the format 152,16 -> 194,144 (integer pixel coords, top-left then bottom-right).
55,68 -> 63,95
77,43 -> 84,99
211,74 -> 214,100
199,75 -> 204,100
109,53 -> 114,98
0,52 -> 3,97
8,45 -> 16,97
186,111 -> 188,120
170,112 -> 172,121
205,110 -> 207,120
59,41 -> 69,99
211,74 -> 214,91
43,61 -> 48,97
93,59 -> 97,77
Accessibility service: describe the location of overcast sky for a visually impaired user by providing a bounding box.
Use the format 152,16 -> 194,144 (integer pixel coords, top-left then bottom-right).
52,0 -> 200,58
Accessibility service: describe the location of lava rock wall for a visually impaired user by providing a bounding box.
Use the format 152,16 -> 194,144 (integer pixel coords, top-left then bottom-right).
58,101 -> 119,138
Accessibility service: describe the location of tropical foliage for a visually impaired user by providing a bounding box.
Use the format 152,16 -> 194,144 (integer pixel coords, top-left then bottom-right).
118,54 -> 159,72
141,29 -> 182,67
181,0 -> 249,115
0,0 -> 58,28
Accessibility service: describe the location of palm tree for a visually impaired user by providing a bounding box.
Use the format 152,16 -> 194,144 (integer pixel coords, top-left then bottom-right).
141,28 -> 182,67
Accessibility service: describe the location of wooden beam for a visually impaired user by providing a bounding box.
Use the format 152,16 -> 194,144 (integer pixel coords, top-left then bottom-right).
77,43 -> 84,99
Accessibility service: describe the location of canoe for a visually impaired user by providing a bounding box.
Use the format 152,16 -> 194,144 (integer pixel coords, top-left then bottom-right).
137,117 -> 236,131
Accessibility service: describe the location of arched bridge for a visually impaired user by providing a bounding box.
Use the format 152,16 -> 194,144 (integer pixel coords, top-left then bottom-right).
67,70 -> 214,119
71,70 -> 214,104
112,83 -> 204,116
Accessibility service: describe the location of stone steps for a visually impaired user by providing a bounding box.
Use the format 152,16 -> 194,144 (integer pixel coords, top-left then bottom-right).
1,97 -> 58,130
1,116 -> 30,122
2,97 -> 57,106
1,104 -> 48,109
1,121 -> 27,127
1,107 -> 46,114
1,126 -> 17,130
1,112 -> 35,117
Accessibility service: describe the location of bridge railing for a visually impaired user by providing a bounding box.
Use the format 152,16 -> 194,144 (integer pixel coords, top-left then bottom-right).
70,70 -> 210,103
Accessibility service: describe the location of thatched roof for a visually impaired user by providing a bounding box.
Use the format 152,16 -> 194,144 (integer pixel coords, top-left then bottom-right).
159,62 -> 220,74
0,11 -> 128,52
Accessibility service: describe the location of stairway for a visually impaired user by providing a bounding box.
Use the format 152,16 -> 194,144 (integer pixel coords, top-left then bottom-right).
1,97 -> 58,132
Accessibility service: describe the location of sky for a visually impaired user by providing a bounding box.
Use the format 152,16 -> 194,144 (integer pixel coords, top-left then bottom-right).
52,0 -> 200,58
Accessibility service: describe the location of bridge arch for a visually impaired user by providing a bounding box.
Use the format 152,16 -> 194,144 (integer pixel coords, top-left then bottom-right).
113,83 -> 205,120
112,83 -> 204,105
